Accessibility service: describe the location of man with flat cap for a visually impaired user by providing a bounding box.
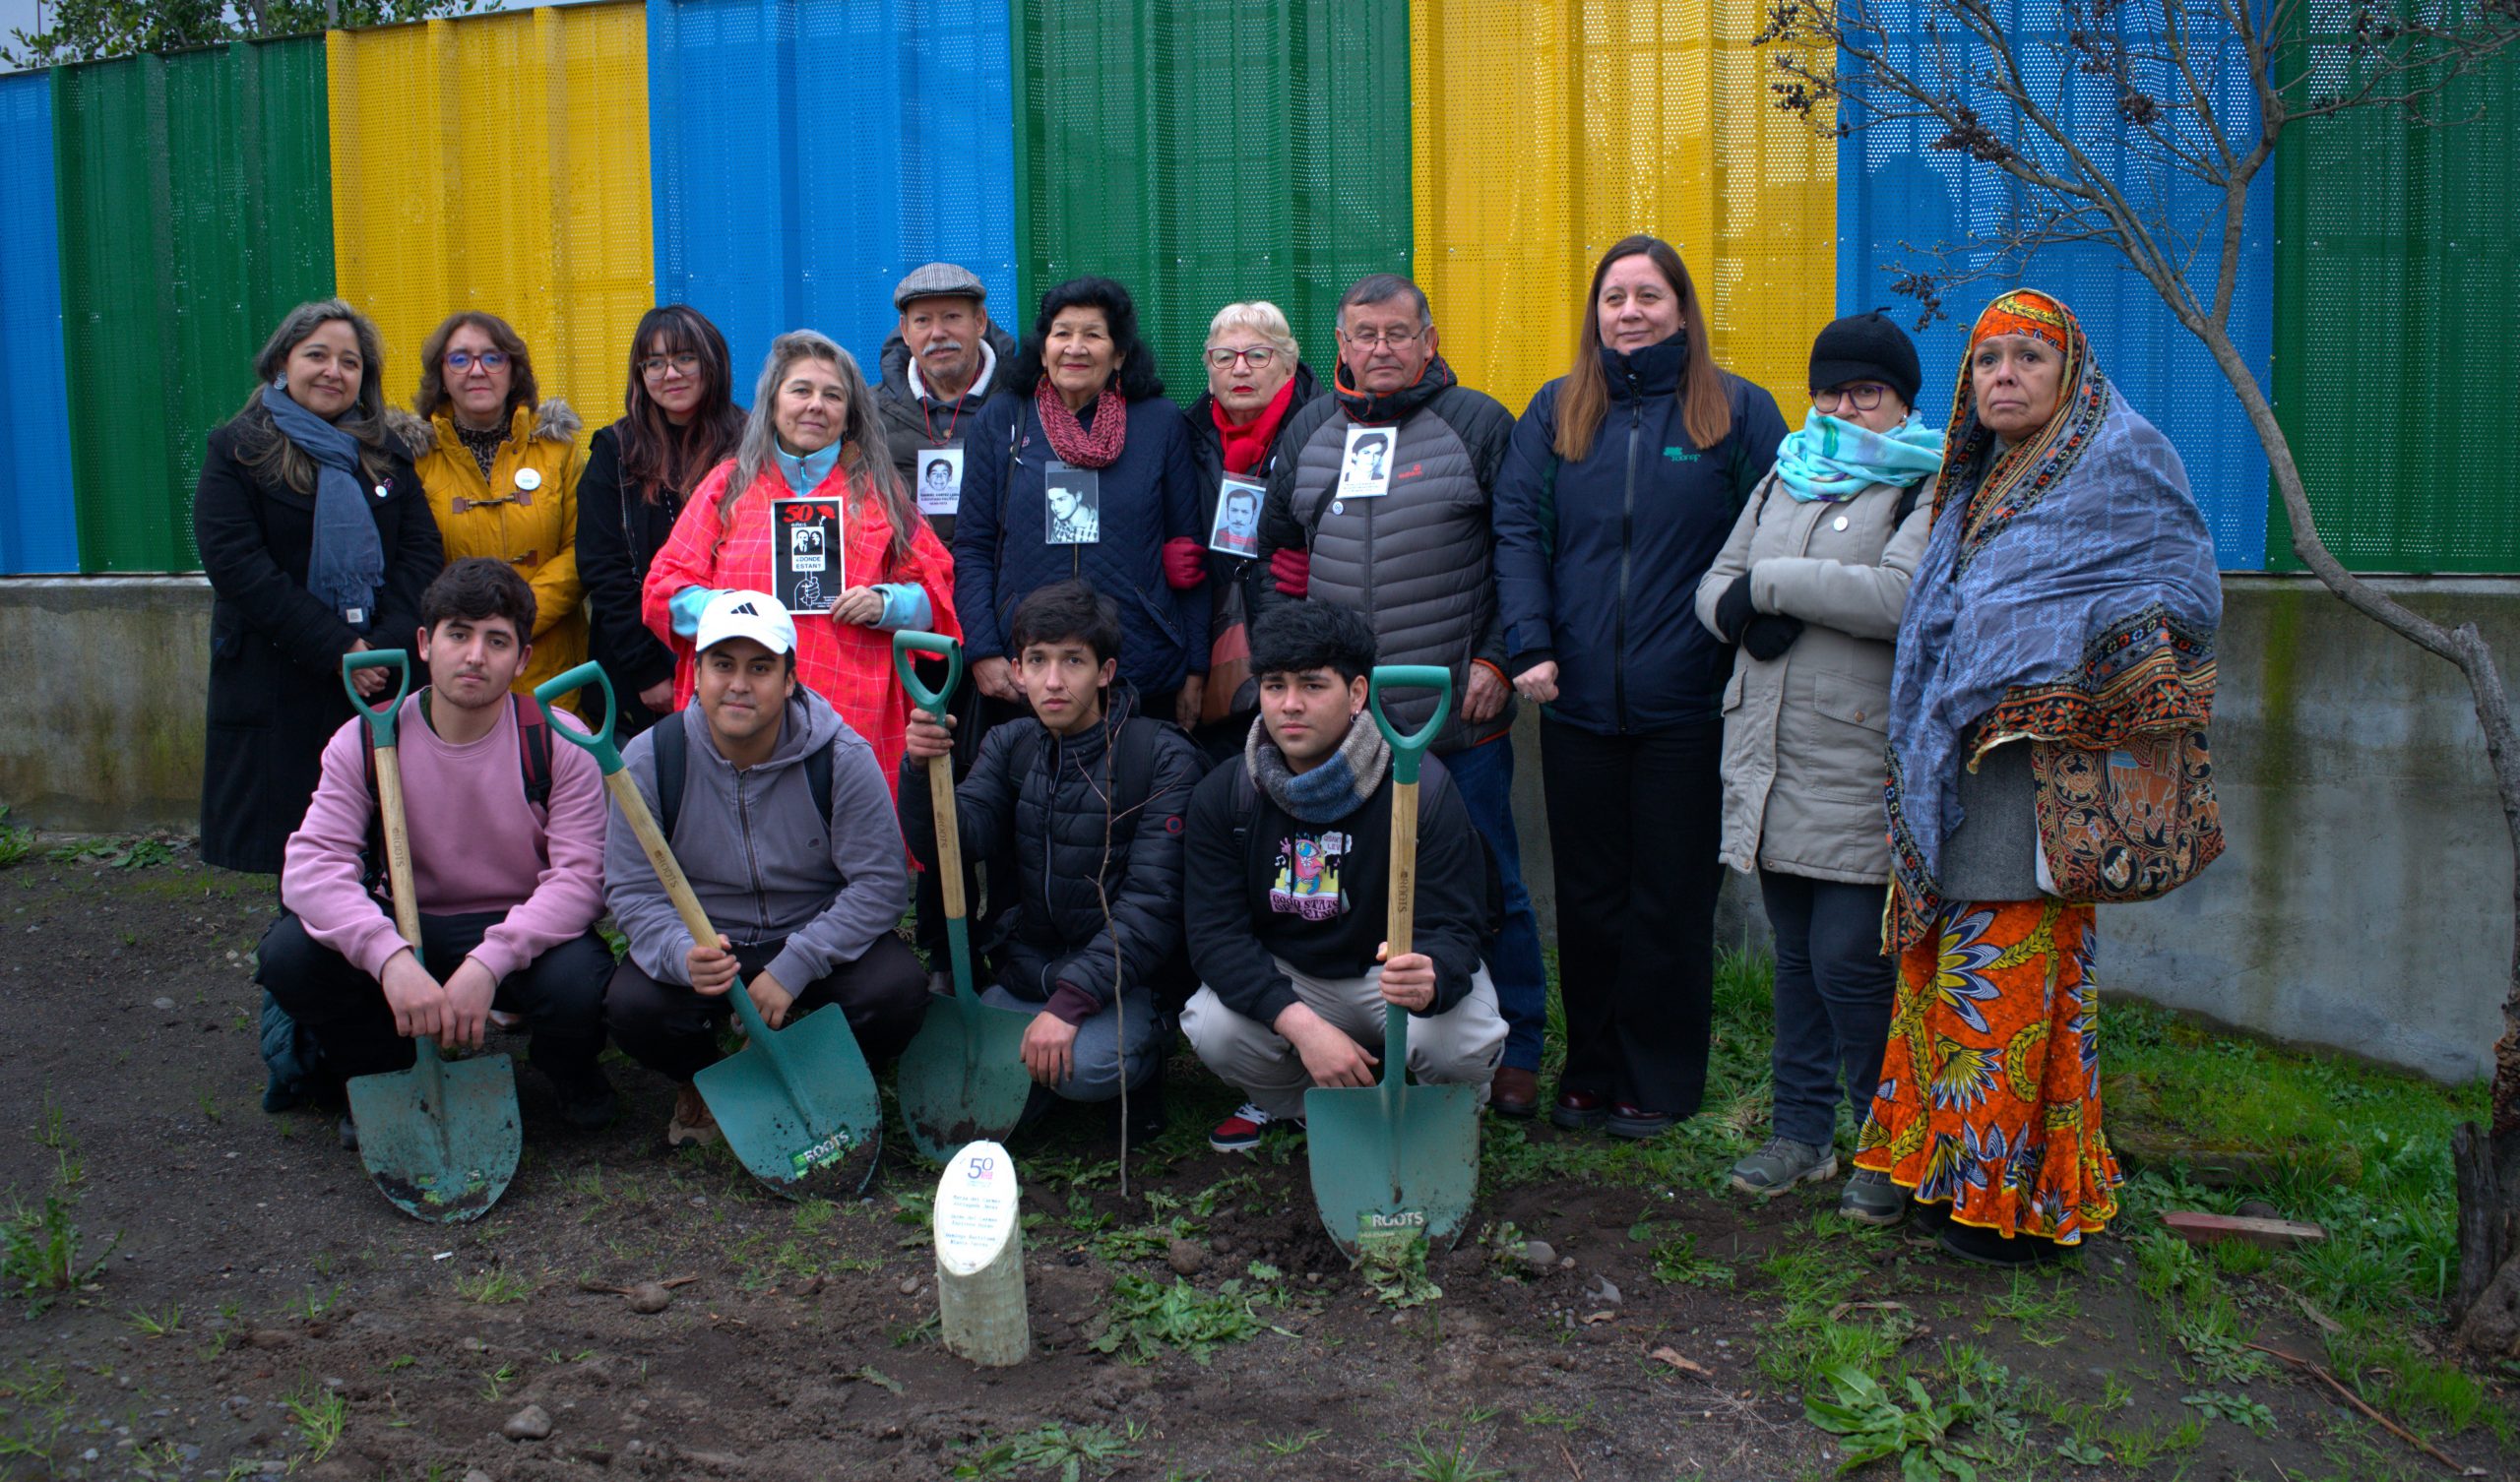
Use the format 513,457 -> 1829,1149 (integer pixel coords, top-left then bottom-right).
877,262 -> 1018,547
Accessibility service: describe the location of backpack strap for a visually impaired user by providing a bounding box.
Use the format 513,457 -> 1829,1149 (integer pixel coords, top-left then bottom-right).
804,736 -> 835,828
655,709 -> 688,843
512,694 -> 552,813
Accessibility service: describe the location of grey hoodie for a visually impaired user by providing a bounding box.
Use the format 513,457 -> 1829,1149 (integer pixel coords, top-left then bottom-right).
603,689 -> 909,996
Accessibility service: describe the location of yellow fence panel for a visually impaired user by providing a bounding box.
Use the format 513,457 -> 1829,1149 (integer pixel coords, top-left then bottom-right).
327,2 -> 653,442
1411,0 -> 1835,420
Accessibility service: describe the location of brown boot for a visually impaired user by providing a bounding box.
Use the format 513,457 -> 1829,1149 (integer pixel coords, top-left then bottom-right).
1488,1066 -> 1539,1119
666,1082 -> 722,1148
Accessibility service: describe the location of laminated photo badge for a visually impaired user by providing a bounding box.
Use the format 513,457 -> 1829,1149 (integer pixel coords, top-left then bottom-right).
773,496 -> 843,613
1336,425 -> 1394,501
1210,476 -> 1264,560
1044,462 -> 1101,545
915,447 -> 963,518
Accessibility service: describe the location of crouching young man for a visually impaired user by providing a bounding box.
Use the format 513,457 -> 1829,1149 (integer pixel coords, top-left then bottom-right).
1179,601 -> 1505,1151
900,581 -> 1206,1132
259,558 -> 617,1136
602,591 -> 930,1145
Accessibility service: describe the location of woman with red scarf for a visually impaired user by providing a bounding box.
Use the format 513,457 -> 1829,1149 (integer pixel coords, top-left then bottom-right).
1180,302 -> 1319,759
950,278 -> 1210,730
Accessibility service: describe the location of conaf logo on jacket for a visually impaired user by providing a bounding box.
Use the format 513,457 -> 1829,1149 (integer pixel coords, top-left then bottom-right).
1661,447 -> 1701,463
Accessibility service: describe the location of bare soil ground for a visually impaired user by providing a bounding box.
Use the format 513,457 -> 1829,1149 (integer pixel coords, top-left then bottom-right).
0,849 -> 2512,1480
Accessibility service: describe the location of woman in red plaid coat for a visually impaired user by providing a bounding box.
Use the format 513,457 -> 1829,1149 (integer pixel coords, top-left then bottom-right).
643,330 -> 960,797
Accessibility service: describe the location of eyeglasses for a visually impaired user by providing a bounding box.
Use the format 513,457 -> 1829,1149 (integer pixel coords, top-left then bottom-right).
445,350 -> 508,373
1340,325 -> 1423,349
1811,383 -> 1888,412
1206,345 -> 1279,369
639,351 -> 701,378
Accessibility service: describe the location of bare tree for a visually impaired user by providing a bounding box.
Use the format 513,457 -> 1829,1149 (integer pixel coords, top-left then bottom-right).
1753,0 -> 2520,1346
5,0 -> 487,69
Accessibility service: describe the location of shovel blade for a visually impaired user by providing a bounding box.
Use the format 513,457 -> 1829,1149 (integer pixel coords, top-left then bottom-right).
895,991 -> 1037,1164
694,1003 -> 883,1200
347,1050 -> 520,1223
1304,1079 -> 1481,1260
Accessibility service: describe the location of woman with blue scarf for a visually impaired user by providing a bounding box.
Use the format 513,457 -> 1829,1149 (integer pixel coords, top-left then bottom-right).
1858,290 -> 2221,1266
1694,312 -> 1939,1224
194,300 -> 444,875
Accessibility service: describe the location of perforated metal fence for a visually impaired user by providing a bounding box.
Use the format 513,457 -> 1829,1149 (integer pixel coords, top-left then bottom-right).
1410,0 -> 1839,422
1010,0 -> 1415,398
0,74 -> 76,574
327,3 -> 653,448
52,38 -> 337,574
2267,12 -> 2520,574
1835,0 -> 2277,570
648,0 -> 1017,396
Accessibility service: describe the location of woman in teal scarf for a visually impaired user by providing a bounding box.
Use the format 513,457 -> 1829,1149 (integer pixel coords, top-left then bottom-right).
1693,311 -> 1941,1225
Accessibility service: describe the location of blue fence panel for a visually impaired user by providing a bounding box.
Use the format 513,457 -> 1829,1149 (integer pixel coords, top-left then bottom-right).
1835,0 -> 2275,570
0,72 -> 79,575
648,0 -> 1017,396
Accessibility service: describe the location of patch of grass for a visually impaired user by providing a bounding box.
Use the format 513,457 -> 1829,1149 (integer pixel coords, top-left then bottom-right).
1977,1269 -> 2079,1348
2179,1388 -> 2275,1434
125,1302 -> 183,1337
1649,1232 -> 1735,1288
1008,1420 -> 1143,1481
287,1283 -> 343,1322
455,1268 -> 533,1305
285,1383 -> 346,1462
1802,1365 -> 2001,1480
1750,1219 -> 1908,1392
0,807 -> 33,869
1358,1232 -> 1443,1308
46,835 -> 172,870
477,1362 -> 518,1401
1087,1273 -> 1268,1365
1385,1430 -> 1507,1482
1,1185 -> 117,1311
1259,1428 -> 1329,1455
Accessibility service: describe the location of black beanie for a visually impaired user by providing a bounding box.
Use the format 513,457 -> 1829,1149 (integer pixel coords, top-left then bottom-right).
1808,311 -> 1923,407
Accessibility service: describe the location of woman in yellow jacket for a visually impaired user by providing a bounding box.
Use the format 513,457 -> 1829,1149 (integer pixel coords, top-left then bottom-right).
400,311 -> 588,703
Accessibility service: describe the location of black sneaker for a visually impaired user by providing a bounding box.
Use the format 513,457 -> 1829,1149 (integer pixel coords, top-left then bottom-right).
547,1065 -> 617,1133
1936,1218 -> 2062,1266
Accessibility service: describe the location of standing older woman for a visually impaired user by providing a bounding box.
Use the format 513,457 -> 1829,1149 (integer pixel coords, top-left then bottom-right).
404,312 -> 587,703
1493,235 -> 1788,1138
1860,289 -> 2221,1265
194,299 -> 445,874
642,331 -> 959,793
1692,312 -> 1940,1221
952,277 -> 1209,729
577,305 -> 747,740
1180,300 -> 1318,759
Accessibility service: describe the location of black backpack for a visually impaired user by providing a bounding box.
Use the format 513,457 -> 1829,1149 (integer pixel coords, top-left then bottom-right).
650,710 -> 835,841
1222,760 -> 1506,957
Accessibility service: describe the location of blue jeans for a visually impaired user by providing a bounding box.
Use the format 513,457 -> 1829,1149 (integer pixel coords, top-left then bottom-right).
1759,870 -> 1896,1147
980,984 -> 1166,1110
1441,735 -> 1547,1073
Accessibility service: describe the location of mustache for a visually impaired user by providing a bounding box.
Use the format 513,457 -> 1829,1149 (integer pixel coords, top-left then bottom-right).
920,339 -> 969,355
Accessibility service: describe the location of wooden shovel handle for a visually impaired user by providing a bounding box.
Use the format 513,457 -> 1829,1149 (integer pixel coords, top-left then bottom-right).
602,770 -> 722,951
1386,778 -> 1418,958
371,745 -> 423,952
926,756 -> 966,922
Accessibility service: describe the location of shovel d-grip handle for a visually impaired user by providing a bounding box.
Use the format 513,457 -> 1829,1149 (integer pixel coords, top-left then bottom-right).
535,662 -> 622,773
343,649 -> 412,748
1368,665 -> 1452,787
891,631 -> 965,719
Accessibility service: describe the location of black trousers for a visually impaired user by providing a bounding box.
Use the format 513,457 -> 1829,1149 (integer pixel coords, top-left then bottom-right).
1759,869 -> 1897,1147
605,932 -> 930,1083
1541,715 -> 1726,1115
257,909 -> 611,1081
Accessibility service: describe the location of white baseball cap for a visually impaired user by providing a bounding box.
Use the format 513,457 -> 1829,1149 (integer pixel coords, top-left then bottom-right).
694,590 -> 796,656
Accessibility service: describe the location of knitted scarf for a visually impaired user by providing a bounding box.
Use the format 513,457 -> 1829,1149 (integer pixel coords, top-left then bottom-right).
1210,377 -> 1297,475
1773,409 -> 1943,502
1245,710 -> 1391,826
1035,381 -> 1127,468
261,386 -> 384,630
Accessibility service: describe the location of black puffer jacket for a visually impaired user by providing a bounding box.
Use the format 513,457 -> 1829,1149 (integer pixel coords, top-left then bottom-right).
899,685 -> 1208,1021
576,421 -> 712,738
1252,358 -> 1516,755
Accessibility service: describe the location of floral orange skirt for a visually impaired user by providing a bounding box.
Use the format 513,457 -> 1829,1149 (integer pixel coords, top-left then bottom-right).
1854,897 -> 2119,1245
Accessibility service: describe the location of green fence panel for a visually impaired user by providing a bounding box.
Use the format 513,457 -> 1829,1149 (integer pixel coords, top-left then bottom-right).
2268,30 -> 2519,573
1011,0 -> 1412,398
53,37 -> 336,574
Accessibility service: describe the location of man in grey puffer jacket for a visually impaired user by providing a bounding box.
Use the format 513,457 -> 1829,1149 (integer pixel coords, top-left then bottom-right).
1251,274 -> 1550,1119
602,592 -> 930,1146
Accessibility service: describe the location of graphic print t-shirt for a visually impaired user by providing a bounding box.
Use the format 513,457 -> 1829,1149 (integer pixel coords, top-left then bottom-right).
1268,828 -> 1353,921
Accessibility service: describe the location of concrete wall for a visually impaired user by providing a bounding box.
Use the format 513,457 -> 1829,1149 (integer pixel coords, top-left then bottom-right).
6,573 -> 2512,1081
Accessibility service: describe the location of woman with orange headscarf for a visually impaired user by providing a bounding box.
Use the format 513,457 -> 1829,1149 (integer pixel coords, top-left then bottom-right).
1858,289 -> 2223,1265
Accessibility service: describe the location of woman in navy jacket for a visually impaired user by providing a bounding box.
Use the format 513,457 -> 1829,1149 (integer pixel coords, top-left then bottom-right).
951,277 -> 1210,728
1491,235 -> 1786,1138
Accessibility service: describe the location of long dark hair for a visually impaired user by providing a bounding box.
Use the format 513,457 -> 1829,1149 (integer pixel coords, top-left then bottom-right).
1005,277 -> 1166,402
1554,235 -> 1732,461
618,305 -> 744,505
228,299 -> 397,495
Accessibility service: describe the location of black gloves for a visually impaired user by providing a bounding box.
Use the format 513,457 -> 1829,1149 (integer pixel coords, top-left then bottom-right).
1741,613 -> 1805,661
1714,574 -> 1757,643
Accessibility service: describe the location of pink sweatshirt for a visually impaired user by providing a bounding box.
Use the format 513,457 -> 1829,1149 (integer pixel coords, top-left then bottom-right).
280,695 -> 608,983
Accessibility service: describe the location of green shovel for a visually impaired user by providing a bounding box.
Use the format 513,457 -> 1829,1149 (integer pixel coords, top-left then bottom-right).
340,650 -> 521,1222
535,661 -> 883,1199
889,632 -> 1036,1163
1304,664 -> 1481,1260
